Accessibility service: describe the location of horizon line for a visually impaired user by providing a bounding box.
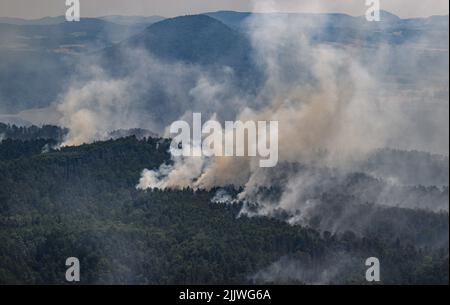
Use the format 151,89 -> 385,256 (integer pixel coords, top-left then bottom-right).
1,9 -> 449,21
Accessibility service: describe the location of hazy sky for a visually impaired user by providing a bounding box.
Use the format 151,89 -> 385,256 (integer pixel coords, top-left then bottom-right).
0,0 -> 448,19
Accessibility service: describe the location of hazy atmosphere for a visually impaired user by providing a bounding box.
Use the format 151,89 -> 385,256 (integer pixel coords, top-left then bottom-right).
0,0 -> 449,18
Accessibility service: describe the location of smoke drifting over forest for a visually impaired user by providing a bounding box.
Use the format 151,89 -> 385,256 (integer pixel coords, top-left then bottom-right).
0,0 -> 448,286
132,3 -> 447,218
48,2 -> 449,232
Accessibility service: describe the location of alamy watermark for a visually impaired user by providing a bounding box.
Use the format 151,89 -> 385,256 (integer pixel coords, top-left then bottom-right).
169,113 -> 279,168
65,257 -> 80,282
365,0 -> 381,22
365,257 -> 381,282
65,0 -> 80,22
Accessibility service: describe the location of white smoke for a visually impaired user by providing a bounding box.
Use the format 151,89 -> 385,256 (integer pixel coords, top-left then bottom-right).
250,254 -> 356,285
57,49 -> 243,147
210,189 -> 234,204
137,156 -> 207,190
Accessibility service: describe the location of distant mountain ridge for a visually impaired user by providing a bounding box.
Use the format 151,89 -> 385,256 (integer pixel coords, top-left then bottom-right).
0,16 -> 66,25
206,10 -> 448,46
0,15 -> 165,26
98,15 -> 165,26
205,10 -> 448,26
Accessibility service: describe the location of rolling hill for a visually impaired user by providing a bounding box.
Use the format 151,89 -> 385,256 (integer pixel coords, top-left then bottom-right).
105,14 -> 259,80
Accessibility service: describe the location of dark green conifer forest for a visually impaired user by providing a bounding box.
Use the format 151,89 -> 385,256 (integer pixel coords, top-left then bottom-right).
0,125 -> 448,284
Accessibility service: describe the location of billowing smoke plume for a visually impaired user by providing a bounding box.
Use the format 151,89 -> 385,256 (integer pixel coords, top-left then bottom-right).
135,1 -> 449,230
57,49 -> 245,146
52,0 -> 448,225
137,4 -> 447,175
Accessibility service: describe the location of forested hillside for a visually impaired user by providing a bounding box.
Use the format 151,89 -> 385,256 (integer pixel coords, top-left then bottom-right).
0,132 -> 447,284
